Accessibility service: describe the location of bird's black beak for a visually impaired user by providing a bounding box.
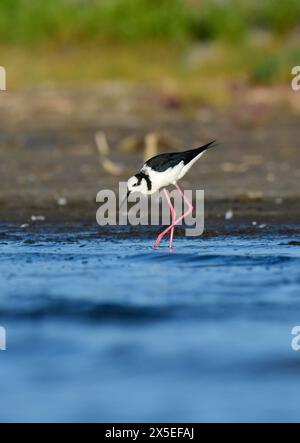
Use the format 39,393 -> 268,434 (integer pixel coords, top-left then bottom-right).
120,189 -> 131,210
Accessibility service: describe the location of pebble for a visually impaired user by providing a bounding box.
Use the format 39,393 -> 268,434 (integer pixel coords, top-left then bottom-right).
225,209 -> 234,220
57,197 -> 67,206
31,215 -> 45,221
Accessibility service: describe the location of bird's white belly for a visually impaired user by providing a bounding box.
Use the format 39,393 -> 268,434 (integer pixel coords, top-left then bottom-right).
147,162 -> 184,192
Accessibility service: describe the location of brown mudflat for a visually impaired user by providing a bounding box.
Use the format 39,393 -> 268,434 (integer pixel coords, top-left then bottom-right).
0,86 -> 299,226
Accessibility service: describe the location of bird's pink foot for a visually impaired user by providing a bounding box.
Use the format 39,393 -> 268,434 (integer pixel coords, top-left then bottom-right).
153,232 -> 165,248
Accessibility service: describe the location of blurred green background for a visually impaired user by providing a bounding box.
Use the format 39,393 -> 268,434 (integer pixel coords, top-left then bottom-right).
1,0 -> 299,105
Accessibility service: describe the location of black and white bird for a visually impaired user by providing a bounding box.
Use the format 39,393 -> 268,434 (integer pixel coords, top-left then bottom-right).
125,140 -> 216,249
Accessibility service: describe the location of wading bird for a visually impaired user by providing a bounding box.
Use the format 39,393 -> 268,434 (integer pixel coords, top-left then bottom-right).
125,141 -> 216,249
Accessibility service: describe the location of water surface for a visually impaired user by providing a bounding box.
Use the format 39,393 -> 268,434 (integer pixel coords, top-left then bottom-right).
0,224 -> 300,422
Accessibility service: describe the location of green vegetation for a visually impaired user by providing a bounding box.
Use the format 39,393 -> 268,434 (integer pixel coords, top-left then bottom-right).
0,0 -> 299,45
1,0 -> 299,94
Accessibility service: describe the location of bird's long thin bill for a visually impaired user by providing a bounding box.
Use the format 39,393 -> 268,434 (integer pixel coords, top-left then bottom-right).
120,190 -> 131,210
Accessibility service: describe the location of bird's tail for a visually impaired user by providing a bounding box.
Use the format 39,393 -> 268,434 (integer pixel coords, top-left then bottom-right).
195,140 -> 216,154
183,140 -> 217,163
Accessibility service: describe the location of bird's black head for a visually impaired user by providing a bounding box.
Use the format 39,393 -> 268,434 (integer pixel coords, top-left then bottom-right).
127,172 -> 152,195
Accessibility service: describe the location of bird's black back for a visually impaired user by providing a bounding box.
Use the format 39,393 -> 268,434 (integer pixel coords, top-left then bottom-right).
144,140 -> 215,172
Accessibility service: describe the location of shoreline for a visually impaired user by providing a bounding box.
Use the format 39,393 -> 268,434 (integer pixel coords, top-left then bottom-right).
1,197 -> 299,239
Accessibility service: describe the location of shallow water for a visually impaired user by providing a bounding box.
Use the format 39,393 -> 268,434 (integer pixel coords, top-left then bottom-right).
0,224 -> 300,422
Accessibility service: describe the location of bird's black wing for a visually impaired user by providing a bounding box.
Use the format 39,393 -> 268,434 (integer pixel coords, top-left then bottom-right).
145,152 -> 187,172
144,141 -> 215,172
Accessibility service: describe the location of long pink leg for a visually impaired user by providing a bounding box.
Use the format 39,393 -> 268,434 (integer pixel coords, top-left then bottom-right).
163,188 -> 175,249
152,188 -> 175,249
153,183 -> 193,248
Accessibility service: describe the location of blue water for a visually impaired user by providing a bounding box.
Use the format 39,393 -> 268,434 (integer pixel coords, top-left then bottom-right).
0,224 -> 300,422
